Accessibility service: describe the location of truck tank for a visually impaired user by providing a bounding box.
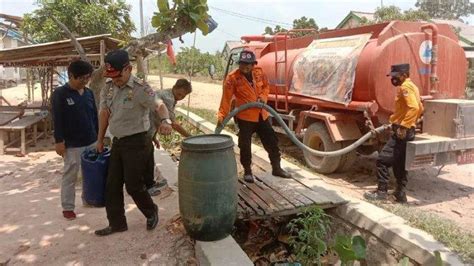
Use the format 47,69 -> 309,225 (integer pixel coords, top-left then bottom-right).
243,21 -> 467,122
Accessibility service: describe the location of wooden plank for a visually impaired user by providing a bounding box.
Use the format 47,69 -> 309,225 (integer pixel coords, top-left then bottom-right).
238,179 -> 286,212
33,124 -> 37,146
244,179 -> 296,211
20,129 -> 26,154
255,173 -> 315,206
238,194 -> 265,217
239,183 -> 273,213
0,116 -> 43,130
237,202 -> 254,219
0,113 -> 21,126
0,130 -> 4,155
294,179 -> 348,205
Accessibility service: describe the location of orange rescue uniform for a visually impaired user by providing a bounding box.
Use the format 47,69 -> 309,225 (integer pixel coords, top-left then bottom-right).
218,67 -> 270,123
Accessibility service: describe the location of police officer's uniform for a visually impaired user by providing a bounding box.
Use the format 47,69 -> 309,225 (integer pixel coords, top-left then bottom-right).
365,64 -> 423,203
96,50 -> 158,235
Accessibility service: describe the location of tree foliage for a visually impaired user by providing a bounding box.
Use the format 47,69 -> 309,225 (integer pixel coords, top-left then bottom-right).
22,0 -> 135,42
361,5 -> 430,25
416,0 -> 474,20
152,0 -> 211,39
150,48 -> 224,78
263,16 -> 322,36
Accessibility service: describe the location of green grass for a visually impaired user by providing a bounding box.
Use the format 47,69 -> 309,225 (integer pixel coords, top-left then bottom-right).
373,202 -> 474,263
178,105 -> 217,124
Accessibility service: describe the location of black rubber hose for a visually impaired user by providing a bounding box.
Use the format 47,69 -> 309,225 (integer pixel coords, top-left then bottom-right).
215,102 -> 389,157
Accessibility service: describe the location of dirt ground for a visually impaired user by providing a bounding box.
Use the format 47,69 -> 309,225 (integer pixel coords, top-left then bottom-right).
0,136 -> 195,265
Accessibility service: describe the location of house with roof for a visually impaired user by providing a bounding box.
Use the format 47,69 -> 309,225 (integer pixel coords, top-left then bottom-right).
336,11 -> 375,29
0,13 -> 33,87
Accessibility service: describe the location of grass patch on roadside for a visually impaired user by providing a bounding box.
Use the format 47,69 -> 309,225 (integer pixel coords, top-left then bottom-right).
178,105 -> 217,124
373,202 -> 474,263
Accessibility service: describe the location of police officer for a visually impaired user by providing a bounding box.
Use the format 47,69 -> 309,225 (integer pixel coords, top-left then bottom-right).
217,50 -> 292,183
364,64 -> 423,203
94,50 -> 172,236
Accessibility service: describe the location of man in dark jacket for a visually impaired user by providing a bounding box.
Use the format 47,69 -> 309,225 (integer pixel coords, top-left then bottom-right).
52,60 -> 98,220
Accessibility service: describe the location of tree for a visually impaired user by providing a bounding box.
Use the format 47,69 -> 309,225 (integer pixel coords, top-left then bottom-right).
361,5 -> 430,25
174,47 -> 219,77
22,0 -> 135,43
264,25 -> 287,35
263,16 -> 319,36
293,16 -> 319,31
416,0 -> 474,20
152,0 -> 211,40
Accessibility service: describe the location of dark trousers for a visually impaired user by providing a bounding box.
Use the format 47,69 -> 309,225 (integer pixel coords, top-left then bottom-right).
144,146 -> 156,189
236,116 -> 281,174
106,132 -> 156,229
376,125 -> 415,191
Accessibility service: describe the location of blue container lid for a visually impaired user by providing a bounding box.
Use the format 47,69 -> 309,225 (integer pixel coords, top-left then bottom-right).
182,134 -> 234,152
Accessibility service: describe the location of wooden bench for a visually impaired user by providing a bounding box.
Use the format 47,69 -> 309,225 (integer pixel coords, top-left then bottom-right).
0,115 -> 48,155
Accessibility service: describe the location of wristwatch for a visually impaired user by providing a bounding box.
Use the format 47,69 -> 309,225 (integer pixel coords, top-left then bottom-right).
161,118 -> 172,125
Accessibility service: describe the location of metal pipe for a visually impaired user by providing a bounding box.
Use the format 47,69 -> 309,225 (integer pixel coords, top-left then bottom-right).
421,23 -> 439,94
215,102 -> 389,157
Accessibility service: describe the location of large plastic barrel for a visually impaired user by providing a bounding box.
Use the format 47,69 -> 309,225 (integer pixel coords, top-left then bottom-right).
81,148 -> 111,207
179,134 -> 238,241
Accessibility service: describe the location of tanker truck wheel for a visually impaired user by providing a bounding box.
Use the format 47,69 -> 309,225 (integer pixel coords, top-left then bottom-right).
336,141 -> 357,173
303,122 -> 342,174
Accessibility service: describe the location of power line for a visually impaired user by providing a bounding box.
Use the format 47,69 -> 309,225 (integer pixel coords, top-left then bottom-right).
215,28 -> 240,39
209,6 -> 293,27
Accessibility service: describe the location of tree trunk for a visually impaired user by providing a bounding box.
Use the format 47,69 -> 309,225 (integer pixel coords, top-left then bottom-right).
158,54 -> 164,90
26,68 -> 31,102
136,54 -> 147,81
89,65 -> 106,109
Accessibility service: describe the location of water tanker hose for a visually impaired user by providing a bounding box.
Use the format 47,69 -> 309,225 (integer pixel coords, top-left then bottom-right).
214,102 -> 390,158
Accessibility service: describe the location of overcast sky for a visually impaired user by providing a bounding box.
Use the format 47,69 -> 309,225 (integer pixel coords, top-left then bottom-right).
2,0 -> 474,53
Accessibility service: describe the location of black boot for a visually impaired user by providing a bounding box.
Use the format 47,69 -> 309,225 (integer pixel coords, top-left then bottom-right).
147,204 -> 159,230
364,190 -> 388,201
243,172 -> 255,183
272,166 -> 292,179
393,187 -> 407,203
364,184 -> 388,201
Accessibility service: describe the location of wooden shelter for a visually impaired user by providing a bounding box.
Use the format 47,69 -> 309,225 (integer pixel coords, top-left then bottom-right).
0,34 -> 121,68
0,34 -> 121,106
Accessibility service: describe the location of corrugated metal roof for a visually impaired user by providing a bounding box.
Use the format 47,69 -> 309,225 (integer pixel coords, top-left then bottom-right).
430,19 -> 474,44
352,11 -> 375,21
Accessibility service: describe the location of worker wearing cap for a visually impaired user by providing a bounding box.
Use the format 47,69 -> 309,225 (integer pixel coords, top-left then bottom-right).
94,50 -> 172,236
364,63 -> 423,203
217,50 -> 292,183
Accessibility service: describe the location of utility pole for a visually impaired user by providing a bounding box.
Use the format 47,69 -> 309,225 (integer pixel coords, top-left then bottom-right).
139,0 -> 144,37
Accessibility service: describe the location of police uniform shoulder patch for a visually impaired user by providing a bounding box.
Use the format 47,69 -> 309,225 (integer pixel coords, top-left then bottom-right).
402,89 -> 409,97
144,86 -> 155,97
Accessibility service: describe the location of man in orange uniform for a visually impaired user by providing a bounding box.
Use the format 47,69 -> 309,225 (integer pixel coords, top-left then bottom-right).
217,50 -> 291,183
364,64 -> 423,203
